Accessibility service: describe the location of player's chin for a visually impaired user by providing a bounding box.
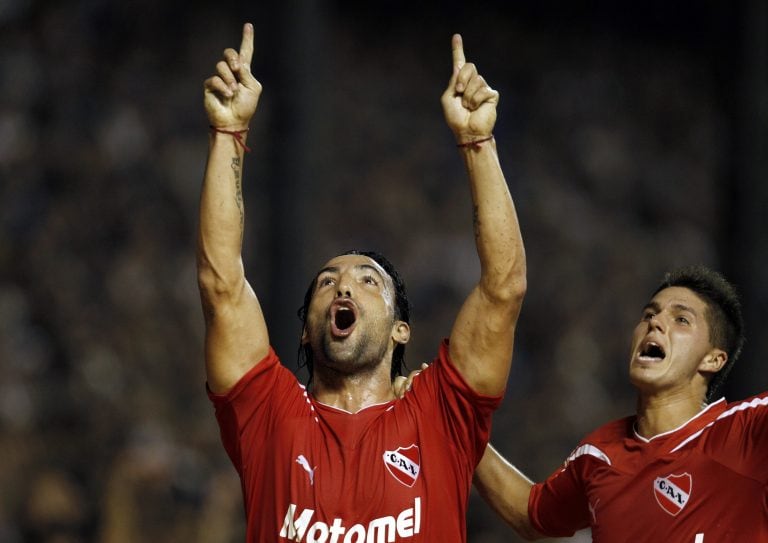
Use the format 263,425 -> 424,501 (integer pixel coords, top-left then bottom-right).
629,366 -> 664,391
323,338 -> 360,364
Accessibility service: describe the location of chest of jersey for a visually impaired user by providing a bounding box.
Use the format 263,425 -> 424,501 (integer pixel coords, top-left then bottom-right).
585,436 -> 768,541
260,400 -> 468,541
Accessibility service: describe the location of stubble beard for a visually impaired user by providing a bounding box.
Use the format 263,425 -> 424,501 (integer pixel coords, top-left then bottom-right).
316,327 -> 391,376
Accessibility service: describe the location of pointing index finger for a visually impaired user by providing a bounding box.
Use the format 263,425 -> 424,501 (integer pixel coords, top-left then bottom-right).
451,33 -> 465,71
239,22 -> 254,67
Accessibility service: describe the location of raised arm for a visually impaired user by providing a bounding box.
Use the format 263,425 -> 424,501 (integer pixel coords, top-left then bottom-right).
474,445 -> 543,540
442,35 -> 526,395
198,23 -> 269,393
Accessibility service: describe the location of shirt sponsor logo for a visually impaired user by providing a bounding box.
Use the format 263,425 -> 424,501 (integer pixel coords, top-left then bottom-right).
279,497 -> 421,542
653,472 -> 692,516
382,444 -> 420,487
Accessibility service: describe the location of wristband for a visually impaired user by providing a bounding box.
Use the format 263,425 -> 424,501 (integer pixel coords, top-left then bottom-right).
456,135 -> 494,149
210,125 -> 251,153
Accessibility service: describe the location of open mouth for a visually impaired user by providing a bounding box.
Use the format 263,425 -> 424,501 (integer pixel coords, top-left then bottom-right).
330,301 -> 358,337
638,341 -> 666,362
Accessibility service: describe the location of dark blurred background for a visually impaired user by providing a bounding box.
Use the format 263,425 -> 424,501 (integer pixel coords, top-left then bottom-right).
0,0 -> 766,541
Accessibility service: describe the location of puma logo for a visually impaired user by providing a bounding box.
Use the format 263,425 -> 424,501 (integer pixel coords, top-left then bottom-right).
296,455 -> 316,486
588,498 -> 600,523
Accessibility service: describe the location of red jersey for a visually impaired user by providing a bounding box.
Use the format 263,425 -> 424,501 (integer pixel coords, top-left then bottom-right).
529,393 -> 768,542
208,340 -> 501,542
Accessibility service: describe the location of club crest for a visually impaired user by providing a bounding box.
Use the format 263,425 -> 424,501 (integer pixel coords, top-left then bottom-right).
383,445 -> 420,487
653,472 -> 692,516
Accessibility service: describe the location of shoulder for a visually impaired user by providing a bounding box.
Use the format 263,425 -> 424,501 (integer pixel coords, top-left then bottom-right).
401,339 -> 504,406
715,393 -> 768,425
723,392 -> 768,412
207,347 -> 300,406
565,416 -> 634,468
580,416 -> 634,445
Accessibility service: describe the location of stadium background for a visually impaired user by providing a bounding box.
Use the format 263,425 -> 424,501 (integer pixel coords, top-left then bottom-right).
0,0 -> 766,541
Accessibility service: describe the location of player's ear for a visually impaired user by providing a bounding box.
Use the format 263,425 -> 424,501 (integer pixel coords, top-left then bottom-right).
699,349 -> 727,374
301,327 -> 309,345
392,321 -> 410,345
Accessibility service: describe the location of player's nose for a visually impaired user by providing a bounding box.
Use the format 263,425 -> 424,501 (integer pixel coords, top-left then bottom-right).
336,278 -> 352,298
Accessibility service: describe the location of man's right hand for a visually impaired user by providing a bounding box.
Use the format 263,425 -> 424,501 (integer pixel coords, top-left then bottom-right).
203,22 -> 262,130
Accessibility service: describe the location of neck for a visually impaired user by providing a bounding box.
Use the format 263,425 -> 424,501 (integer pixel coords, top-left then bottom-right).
635,390 -> 707,438
311,364 -> 395,413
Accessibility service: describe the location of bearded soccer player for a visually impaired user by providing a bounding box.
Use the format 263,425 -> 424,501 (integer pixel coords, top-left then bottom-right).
472,266 -> 767,541
197,23 -> 526,542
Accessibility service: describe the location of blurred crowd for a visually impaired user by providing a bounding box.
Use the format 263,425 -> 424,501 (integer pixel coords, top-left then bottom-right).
0,2 -> 748,542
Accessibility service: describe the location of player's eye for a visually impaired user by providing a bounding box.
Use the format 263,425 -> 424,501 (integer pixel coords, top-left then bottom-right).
318,276 -> 335,287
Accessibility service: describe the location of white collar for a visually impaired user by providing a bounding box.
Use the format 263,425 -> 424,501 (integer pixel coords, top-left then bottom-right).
633,397 -> 725,442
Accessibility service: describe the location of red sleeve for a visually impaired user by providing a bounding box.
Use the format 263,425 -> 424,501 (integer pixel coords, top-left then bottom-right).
528,457 -> 591,537
744,394 -> 768,482
206,348 -> 309,474
707,392 -> 768,483
407,340 -> 503,468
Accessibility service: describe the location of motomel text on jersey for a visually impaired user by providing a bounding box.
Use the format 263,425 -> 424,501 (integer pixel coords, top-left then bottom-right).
279,497 -> 422,542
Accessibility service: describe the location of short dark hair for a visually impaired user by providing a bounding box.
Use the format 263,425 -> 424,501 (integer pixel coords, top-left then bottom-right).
297,250 -> 412,385
653,265 -> 745,402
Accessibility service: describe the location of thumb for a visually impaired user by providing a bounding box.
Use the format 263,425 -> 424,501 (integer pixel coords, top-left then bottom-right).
238,63 -> 261,93
393,376 -> 409,399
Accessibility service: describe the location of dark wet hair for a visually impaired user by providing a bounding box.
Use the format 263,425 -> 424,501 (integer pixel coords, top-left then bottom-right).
297,250 -> 411,385
653,265 -> 745,402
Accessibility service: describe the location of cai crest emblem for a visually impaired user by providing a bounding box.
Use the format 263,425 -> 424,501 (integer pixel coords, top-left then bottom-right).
383,444 -> 420,487
653,473 -> 692,516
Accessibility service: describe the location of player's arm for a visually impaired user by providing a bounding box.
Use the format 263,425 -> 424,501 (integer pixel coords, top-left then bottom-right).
392,372 -> 540,538
442,35 -> 526,396
474,444 -> 544,540
198,23 -> 269,393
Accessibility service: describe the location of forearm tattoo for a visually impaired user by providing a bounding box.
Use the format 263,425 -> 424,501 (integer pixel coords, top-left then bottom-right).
472,205 -> 481,241
231,157 -> 244,239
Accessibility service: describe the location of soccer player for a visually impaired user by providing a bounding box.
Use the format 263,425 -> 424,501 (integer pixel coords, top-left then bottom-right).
472,265 -> 768,541
197,23 -> 526,542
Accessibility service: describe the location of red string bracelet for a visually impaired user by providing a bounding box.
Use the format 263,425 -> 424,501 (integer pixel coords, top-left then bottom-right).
210,125 -> 251,153
456,135 -> 494,149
